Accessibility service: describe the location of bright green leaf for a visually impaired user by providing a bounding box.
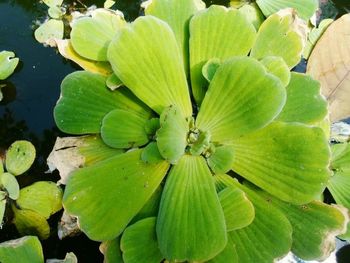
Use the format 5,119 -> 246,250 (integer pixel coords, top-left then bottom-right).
260,56 -> 291,87
156,105 -> 188,164
250,10 -> 306,68
144,0 -> 205,72
256,0 -> 318,20
144,118 -> 160,136
208,235 -> 238,263
0,236 -> 44,263
190,5 -> 257,104
277,72 -> 328,124
157,155 -> 227,262
141,142 -> 164,164
63,149 -> 169,241
54,71 -> 151,134
196,57 -> 286,142
121,217 -> 163,263
239,3 -> 264,30
207,145 -> 235,174
0,198 -> 5,226
231,122 -> 330,204
48,6 -> 64,19
106,73 -> 123,91
0,172 -> 19,200
100,238 -> 123,263
108,16 -> 192,117
101,109 -> 149,149
43,0 -> 63,7
71,9 -> 126,61
104,0 -> 116,9
189,131 -> 211,156
46,253 -> 78,263
331,142 -> 350,170
0,51 -> 19,80
218,186 -> 255,231
202,58 -> 221,83
0,160 -> 3,174
16,182 -> 62,219
5,140 -> 36,176
34,19 -> 64,45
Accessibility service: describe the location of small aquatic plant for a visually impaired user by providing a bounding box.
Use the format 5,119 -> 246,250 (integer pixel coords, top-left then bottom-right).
0,51 -> 19,101
52,1 -> 348,262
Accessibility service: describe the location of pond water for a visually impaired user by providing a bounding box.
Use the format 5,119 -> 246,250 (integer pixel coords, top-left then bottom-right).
1,0 -> 350,261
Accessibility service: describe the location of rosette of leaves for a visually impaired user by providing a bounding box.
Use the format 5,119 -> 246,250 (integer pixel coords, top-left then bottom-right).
0,141 -> 62,240
53,1 -> 348,262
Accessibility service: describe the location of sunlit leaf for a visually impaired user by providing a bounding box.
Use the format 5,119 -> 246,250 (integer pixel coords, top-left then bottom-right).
104,0 -> 116,9
260,56 -> 290,87
202,59 -> 221,83
121,217 -> 163,263
141,142 -> 164,164
43,0 -> 63,7
231,122 -> 330,204
239,3 -> 264,30
101,109 -> 149,149
190,5 -> 256,104
0,172 -> 19,200
5,140 -> 36,176
106,73 -> 123,90
71,9 -> 126,61
196,57 -> 286,142
100,238 -> 123,263
0,198 -> 6,226
207,235 -> 238,263
0,51 -> 19,80
48,6 -> 65,19
0,236 -> 44,263
157,155 -> 226,261
307,14 -> 350,122
63,149 -> 169,241
34,19 -> 64,46
207,145 -> 235,174
108,16 -> 192,117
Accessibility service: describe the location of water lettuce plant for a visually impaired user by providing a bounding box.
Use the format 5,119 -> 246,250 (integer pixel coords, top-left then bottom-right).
0,51 -> 19,101
0,141 -> 62,240
52,1 -> 348,262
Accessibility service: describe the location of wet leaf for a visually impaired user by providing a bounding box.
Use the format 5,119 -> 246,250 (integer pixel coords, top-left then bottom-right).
0,51 -> 19,80
307,14 -> 350,122
0,172 -> 19,200
5,140 -> 36,176
34,19 -> 64,46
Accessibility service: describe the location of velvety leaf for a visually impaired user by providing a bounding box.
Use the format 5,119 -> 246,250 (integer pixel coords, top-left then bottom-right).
55,39 -> 113,76
156,105 -> 188,164
54,71 -> 151,134
0,236 -> 44,263
101,109 -> 149,148
104,0 -> 116,9
0,172 -> 19,200
0,198 -> 5,225
13,208 -> 50,240
239,3 -> 264,30
307,14 -> 350,122
34,19 -> 64,45
121,217 -> 163,263
214,174 -> 293,263
108,16 -> 192,117
218,186 -> 255,231
196,57 -> 286,142
208,235 -> 238,263
260,56 -> 290,87
16,182 -> 62,219
141,142 -> 164,164
231,122 -> 330,204
277,72 -> 328,124
106,73 -> 123,90
5,140 -> 36,176
207,145 -> 235,174
0,51 -> 19,80
189,131 -> 211,156
71,9 -> 126,61
0,160 -> 3,174
144,118 -> 160,136
250,10 -> 306,68
202,58 -> 221,83
256,0 -> 318,20
48,6 -> 64,19
157,155 -> 226,262
100,238 -> 123,263
144,0 -> 205,71
63,149 -> 169,241
189,5 -> 256,104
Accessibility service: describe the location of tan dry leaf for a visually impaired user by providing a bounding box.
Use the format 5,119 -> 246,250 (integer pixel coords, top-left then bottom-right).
307,14 -> 350,122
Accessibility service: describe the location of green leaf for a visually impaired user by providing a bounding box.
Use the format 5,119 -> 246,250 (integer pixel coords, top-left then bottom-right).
189,131 -> 211,156
277,72 -> 327,124
260,56 -> 290,87
272,199 -> 348,260
43,0 -> 63,7
121,217 -> 163,263
0,172 -> 19,200
101,109 -> 149,149
218,186 -> 255,231
144,0 -> 205,72
108,16 -> 192,117
231,122 -> 330,204
16,182 -> 62,219
5,140 -> 36,176
106,73 -> 123,91
13,208 -> 50,240
144,118 -> 160,136
157,155 -> 227,262
239,3 -> 265,30
250,10 -> 306,68
207,235 -> 238,263
47,253 -> 78,263
100,238 -> 123,263
34,19 -> 64,45
156,105 -> 188,164
54,71 -> 151,134
331,142 -> 350,170
104,0 -> 116,9
71,9 -> 126,61
63,149 -> 169,241
141,142 -> 164,164
0,51 -> 19,80
48,6 -> 64,19
214,174 -> 293,263
207,145 -> 235,174
196,57 -> 286,142
256,0 -> 318,20
0,160 -> 3,174
202,58 -> 221,83
0,198 -> 6,226
0,236 -> 44,263
189,5 -> 257,104
328,172 -> 350,211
